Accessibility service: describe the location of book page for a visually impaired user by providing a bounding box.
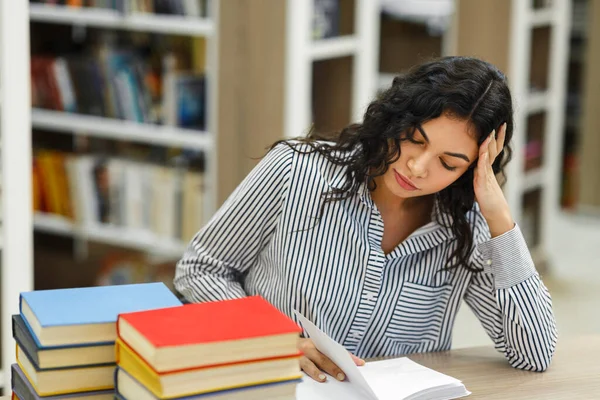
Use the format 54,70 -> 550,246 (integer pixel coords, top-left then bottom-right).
296,373 -> 370,400
294,310 -> 378,400
293,311 -> 469,400
361,358 -> 467,400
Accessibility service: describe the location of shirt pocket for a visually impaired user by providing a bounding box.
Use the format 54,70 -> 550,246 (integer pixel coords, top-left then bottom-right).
386,281 -> 453,344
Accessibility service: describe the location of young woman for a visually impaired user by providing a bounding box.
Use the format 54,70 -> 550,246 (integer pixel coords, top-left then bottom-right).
174,56 -> 557,382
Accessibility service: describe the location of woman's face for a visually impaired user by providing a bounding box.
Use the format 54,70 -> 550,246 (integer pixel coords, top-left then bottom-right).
381,114 -> 480,199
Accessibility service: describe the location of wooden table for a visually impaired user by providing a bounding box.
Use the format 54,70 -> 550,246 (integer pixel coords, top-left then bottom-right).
1,335 -> 597,399
406,334 -> 600,399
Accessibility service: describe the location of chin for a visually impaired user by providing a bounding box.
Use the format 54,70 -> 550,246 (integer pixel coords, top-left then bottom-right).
398,189 -> 427,199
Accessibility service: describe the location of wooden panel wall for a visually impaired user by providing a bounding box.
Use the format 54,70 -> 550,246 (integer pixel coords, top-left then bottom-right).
217,0 -> 287,205
578,0 -> 600,208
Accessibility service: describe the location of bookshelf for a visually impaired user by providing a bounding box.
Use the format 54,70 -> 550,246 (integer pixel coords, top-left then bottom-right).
1,1 -> 33,392
453,0 -> 571,270
0,0 -> 220,390
284,0 -> 379,139
309,36 -> 359,60
31,109 -> 214,151
34,212 -> 186,258
29,3 -> 214,36
27,2 -> 219,259
215,0 -> 379,201
377,2 -> 454,92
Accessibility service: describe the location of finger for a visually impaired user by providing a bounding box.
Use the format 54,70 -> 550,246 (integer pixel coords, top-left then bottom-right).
477,150 -> 489,181
300,356 -> 327,382
479,133 -> 492,158
311,351 -> 346,381
350,353 -> 366,366
497,123 -> 507,154
487,130 -> 497,164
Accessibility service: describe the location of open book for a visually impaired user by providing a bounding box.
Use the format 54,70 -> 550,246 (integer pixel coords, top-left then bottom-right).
294,311 -> 470,400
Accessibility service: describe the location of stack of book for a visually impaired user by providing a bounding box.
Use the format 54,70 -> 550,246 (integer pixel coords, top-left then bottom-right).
10,283 -> 182,399
114,295 -> 303,399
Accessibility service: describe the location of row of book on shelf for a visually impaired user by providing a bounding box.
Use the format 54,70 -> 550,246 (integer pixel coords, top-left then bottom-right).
33,149 -> 204,243
31,46 -> 206,130
10,283 -> 302,399
31,0 -> 210,17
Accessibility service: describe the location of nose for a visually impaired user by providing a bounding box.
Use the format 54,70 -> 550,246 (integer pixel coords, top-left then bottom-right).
407,157 -> 428,179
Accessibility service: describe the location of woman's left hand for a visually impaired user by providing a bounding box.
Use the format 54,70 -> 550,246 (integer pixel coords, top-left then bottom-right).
473,123 -> 515,238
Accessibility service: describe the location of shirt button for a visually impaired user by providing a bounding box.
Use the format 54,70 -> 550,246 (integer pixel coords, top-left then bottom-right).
486,259 -> 492,265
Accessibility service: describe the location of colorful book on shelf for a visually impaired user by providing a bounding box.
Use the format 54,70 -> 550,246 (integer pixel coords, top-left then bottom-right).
48,153 -> 204,242
34,150 -> 73,218
11,363 -> 114,400
313,0 -> 340,39
116,295 -> 302,372
114,366 -> 300,400
115,338 -> 302,399
16,344 -> 116,396
19,282 -> 182,347
12,314 -> 115,370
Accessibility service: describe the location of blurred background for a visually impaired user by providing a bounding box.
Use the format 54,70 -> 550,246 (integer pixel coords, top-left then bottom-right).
0,0 -> 598,392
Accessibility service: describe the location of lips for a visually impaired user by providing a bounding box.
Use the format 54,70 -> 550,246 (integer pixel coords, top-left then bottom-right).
394,170 -> 419,191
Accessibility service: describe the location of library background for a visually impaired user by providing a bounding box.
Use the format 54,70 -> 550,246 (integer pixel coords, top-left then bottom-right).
0,0 -> 598,393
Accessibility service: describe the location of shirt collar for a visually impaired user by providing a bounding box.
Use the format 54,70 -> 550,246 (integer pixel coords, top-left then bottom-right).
359,183 -> 455,235
357,178 -> 373,207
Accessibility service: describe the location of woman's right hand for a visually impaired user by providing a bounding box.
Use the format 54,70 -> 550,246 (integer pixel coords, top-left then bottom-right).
298,337 -> 365,382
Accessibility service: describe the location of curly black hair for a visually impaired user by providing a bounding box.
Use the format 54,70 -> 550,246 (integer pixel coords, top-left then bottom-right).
272,56 -> 514,271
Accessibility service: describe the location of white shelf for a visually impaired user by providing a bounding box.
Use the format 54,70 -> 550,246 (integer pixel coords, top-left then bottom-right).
34,213 -> 186,258
126,13 -> 213,36
29,4 -> 214,37
310,36 -> 359,61
526,91 -> 550,114
34,213 -> 74,236
84,224 -> 186,258
523,167 -> 545,192
530,8 -> 556,27
32,109 -> 213,151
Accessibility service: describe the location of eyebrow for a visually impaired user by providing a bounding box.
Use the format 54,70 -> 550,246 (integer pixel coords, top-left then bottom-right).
444,152 -> 471,162
416,125 -> 471,162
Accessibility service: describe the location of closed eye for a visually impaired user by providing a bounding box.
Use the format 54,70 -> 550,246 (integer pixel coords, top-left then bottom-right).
407,137 -> 425,145
440,158 -> 457,171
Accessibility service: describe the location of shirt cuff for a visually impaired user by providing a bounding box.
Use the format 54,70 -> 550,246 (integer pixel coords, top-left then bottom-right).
476,223 -> 537,289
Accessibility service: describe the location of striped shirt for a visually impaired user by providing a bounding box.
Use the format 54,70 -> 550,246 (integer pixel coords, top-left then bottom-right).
175,143 -> 557,371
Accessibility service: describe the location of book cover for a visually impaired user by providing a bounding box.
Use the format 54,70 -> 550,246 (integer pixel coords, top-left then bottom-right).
16,345 -> 116,396
115,339 -> 301,399
118,295 -> 301,347
11,363 -> 114,400
114,366 -> 301,400
12,314 -> 115,370
20,282 -> 181,328
175,73 -> 206,129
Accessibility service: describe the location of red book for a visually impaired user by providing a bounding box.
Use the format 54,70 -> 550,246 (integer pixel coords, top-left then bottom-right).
117,296 -> 302,373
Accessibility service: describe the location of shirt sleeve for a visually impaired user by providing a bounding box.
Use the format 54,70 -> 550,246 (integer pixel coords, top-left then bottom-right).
174,144 -> 294,303
463,222 -> 558,372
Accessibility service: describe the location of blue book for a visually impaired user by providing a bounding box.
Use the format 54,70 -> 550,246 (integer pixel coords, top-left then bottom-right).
19,283 -> 182,347
11,363 -> 114,400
